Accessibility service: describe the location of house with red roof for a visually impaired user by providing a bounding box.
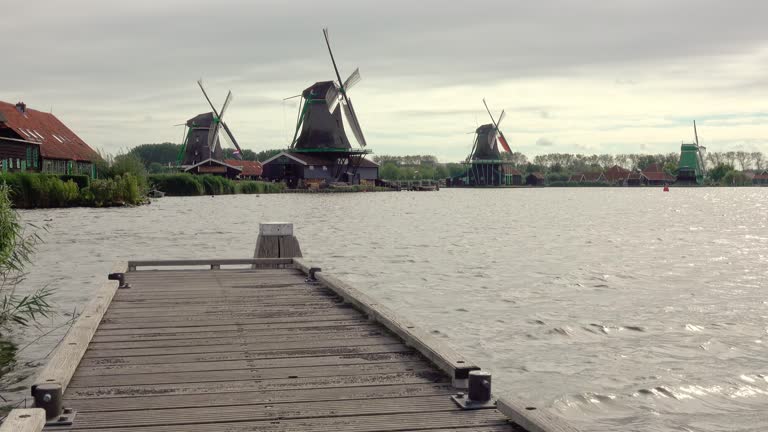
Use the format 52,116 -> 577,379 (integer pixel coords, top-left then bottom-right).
753,170 -> 768,186
641,163 -> 676,185
604,165 -> 630,184
0,101 -> 100,177
224,159 -> 263,180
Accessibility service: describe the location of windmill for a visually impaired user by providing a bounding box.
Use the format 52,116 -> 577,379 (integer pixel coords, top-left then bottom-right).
283,28 -> 370,182
461,99 -> 514,186
177,80 -> 245,166
677,120 -> 707,184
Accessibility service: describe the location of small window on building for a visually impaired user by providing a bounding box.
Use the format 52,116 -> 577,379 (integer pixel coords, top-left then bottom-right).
53,135 -> 63,143
32,130 -> 44,141
16,159 -> 20,169
308,165 -> 314,170
322,166 -> 328,171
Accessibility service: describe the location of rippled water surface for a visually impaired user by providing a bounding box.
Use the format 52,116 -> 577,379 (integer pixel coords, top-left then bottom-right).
4,188 -> 768,431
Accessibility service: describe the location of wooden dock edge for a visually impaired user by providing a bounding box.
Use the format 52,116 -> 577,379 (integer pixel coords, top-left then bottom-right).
292,258 -> 479,384
292,258 -> 581,432
0,409 -> 45,432
33,261 -> 127,392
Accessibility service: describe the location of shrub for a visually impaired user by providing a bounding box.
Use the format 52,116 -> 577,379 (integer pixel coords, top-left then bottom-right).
59,174 -> 90,189
148,174 -> 204,196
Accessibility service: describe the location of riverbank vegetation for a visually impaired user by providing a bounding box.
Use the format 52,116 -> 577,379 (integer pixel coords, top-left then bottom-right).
372,151 -> 766,186
148,174 -> 283,196
0,184 -> 54,373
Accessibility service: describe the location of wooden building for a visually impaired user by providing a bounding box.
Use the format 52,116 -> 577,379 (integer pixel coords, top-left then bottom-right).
224,159 -> 263,180
262,151 -> 379,188
604,165 -> 630,184
0,101 -> 99,176
753,170 -> 768,186
526,172 -> 546,186
183,158 -> 242,178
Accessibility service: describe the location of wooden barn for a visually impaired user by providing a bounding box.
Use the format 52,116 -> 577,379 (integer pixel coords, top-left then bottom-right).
262,151 -> 379,188
526,172 -> 546,186
183,158 -> 242,178
0,101 -> 99,176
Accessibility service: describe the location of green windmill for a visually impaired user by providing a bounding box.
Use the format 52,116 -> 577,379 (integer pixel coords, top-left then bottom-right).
677,120 -> 707,185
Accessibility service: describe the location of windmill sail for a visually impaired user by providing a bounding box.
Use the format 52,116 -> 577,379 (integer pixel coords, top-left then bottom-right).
343,68 -> 361,92
342,99 -> 367,147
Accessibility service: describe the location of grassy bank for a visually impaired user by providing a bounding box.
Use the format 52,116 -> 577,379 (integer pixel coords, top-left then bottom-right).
0,173 -> 144,208
148,174 -> 284,196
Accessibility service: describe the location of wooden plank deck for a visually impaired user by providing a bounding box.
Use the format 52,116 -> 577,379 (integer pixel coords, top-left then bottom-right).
56,265 -> 528,431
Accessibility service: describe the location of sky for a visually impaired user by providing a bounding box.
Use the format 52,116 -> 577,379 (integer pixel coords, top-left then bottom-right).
2,0 -> 767,162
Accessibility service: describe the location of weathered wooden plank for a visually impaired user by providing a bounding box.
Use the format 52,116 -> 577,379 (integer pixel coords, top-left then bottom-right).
64,383 -> 454,413
103,302 -> 339,319
127,258 -> 294,270
90,321 -> 373,343
0,409 -> 45,432
497,397 -> 579,432
33,262 -> 127,392
77,343 -> 412,367
64,370 -> 447,399
67,395 -> 462,429
99,307 -> 357,325
70,359 -> 432,387
97,311 -> 361,330
86,327 -> 386,351
82,335 -> 400,358
73,351 -> 419,377
63,410 -> 510,432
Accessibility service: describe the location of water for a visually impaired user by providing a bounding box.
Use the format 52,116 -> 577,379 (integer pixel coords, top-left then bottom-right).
3,188 -> 767,431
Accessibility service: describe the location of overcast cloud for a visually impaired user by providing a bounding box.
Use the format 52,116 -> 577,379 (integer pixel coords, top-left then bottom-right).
2,0 -> 767,161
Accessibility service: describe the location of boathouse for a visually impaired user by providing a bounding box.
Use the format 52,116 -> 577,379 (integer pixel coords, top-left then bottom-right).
0,101 -> 100,177
262,151 -> 379,188
526,172 -> 546,186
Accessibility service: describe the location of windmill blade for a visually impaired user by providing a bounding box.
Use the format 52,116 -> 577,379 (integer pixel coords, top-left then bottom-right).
496,110 -> 506,128
221,121 -> 244,157
341,99 -> 367,147
218,91 -> 233,122
694,120 -> 699,146
468,134 -> 478,160
325,84 -> 340,113
207,121 -> 220,153
497,133 -> 512,153
343,68 -> 361,92
197,79 -> 221,118
482,98 -> 497,126
482,99 -> 512,153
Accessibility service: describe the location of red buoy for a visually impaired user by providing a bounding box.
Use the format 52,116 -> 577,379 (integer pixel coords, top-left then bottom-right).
663,184 -> 670,192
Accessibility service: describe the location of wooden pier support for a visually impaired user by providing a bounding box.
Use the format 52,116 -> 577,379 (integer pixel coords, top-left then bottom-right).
253,222 -> 302,259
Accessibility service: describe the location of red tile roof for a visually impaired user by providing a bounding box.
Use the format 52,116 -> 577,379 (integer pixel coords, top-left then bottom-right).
224,159 -> 263,177
642,163 -> 663,173
753,173 -> 768,180
605,165 -> 630,182
0,101 -> 99,162
643,171 -> 676,182
502,166 -> 522,175
582,172 -> 606,182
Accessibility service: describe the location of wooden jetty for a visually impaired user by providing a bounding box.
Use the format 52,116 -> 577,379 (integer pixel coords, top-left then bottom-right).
6,224 -> 578,432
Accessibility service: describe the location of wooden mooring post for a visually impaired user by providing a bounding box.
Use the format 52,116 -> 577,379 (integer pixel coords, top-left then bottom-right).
3,222 -> 579,432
